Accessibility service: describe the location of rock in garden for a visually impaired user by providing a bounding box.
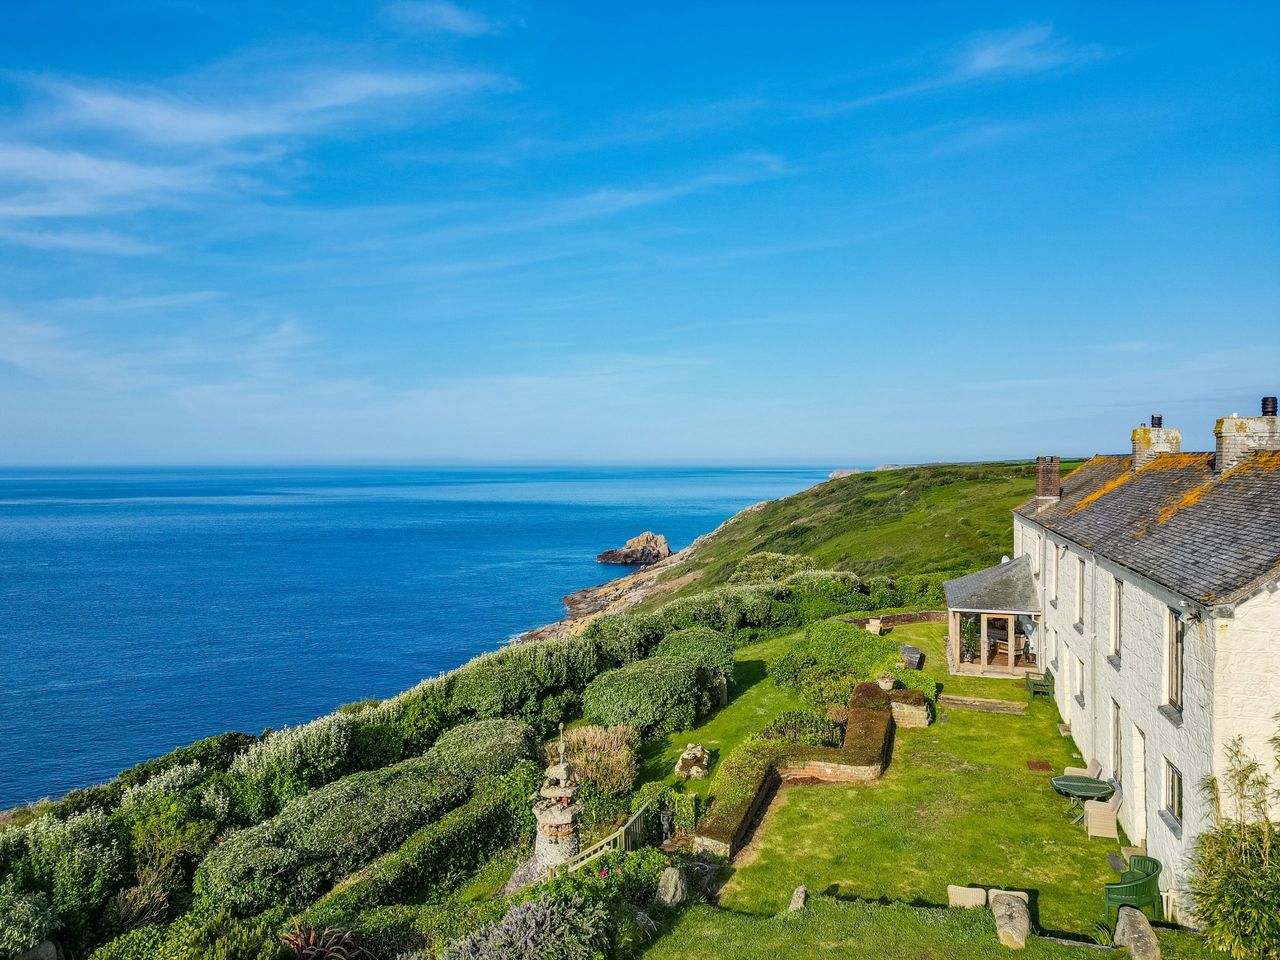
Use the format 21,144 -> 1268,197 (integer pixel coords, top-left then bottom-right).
1114,906 -> 1161,960
990,892 -> 1030,949
947,884 -> 987,909
597,532 -> 671,565
789,885 -> 808,912
674,743 -> 711,778
15,943 -> 59,960
656,866 -> 688,907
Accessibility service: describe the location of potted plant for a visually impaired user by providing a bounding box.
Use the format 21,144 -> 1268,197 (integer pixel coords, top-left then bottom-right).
960,617 -> 980,663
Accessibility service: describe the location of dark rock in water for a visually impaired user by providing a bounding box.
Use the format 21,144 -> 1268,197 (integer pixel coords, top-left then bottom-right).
596,531 -> 671,565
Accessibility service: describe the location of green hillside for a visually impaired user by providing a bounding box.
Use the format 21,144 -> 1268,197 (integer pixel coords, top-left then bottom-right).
645,459 -> 1082,606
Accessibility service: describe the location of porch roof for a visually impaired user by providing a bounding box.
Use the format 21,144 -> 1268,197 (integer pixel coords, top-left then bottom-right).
943,555 -> 1041,615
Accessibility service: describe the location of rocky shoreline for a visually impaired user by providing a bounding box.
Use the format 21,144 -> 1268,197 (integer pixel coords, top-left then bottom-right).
512,499 -> 773,644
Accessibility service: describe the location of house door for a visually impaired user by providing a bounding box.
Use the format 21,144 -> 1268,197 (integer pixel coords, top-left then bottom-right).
1131,725 -> 1147,844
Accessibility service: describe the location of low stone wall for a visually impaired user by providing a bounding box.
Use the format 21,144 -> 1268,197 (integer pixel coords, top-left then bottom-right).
778,757 -> 883,783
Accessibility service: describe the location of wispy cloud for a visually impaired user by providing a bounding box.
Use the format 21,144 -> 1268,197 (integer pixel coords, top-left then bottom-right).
382,1 -> 496,36
0,225 -> 160,255
45,68 -> 504,147
954,24 -> 1102,79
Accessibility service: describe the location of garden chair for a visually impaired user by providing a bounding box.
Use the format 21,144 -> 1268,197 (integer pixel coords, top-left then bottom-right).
1025,670 -> 1054,701
1063,759 -> 1101,779
1085,788 -> 1122,839
1104,854 -> 1163,926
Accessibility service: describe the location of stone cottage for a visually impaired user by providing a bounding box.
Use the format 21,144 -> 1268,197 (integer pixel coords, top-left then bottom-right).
945,397 -> 1280,917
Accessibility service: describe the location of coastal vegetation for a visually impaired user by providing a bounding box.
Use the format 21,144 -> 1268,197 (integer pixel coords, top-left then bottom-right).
3,461 -> 1252,959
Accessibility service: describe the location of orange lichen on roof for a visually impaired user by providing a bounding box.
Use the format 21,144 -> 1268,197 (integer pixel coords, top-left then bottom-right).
1137,452 -> 1213,473
1069,458 -> 1136,513
1152,451 -> 1280,524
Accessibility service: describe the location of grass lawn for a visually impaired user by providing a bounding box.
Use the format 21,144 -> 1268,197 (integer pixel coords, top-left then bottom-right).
637,630 -> 807,797
890,621 -> 1035,701
643,900 -> 1218,960
717,698 -> 1120,937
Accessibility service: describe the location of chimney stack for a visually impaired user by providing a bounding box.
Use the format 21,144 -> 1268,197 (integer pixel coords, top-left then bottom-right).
1035,456 -> 1061,501
1215,396 -> 1280,473
1131,415 -> 1181,469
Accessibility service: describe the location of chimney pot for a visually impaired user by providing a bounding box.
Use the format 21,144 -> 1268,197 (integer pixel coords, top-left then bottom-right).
1151,414 -> 1163,428
1264,396 -> 1278,417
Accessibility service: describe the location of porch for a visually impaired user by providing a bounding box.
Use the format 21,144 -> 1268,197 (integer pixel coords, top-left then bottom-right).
942,556 -> 1043,679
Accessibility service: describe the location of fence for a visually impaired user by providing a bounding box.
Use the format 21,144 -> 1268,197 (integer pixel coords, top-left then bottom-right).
543,802 -> 652,881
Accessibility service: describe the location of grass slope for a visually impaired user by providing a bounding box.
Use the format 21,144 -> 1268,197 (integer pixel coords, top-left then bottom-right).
644,460 -> 1083,608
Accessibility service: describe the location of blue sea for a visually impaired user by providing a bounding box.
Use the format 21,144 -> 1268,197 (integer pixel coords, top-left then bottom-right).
0,466 -> 827,809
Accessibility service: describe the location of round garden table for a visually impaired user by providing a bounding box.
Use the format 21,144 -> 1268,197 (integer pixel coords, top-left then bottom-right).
1049,774 -> 1115,824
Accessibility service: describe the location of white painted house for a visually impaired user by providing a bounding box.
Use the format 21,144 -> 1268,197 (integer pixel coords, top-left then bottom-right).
944,398 -> 1280,918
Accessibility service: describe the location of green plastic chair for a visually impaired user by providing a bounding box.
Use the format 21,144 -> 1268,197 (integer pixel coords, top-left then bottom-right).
1104,854 -> 1164,926
1026,670 -> 1054,701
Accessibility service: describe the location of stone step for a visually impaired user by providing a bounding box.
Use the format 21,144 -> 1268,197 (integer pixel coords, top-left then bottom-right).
938,694 -> 1027,715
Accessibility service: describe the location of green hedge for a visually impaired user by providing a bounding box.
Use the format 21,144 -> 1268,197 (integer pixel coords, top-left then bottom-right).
760,711 -> 843,747
421,719 -> 538,780
196,760 -> 469,915
729,552 -> 817,584
771,620 -> 900,708
448,636 -> 600,734
301,763 -> 539,928
653,627 -> 734,679
693,739 -> 790,848
581,659 -> 702,737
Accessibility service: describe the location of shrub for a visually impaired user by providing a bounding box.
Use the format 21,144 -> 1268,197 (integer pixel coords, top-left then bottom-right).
583,613 -> 667,666
0,877 -> 59,955
165,907 -> 289,960
893,573 -> 948,606
228,714 -> 357,820
729,552 -> 816,584
760,711 -> 843,747
653,628 -> 734,680
630,782 -> 697,837
117,733 -> 257,791
536,848 -> 672,913
352,678 -> 454,759
442,893 -> 609,960
301,764 -> 540,928
891,669 -> 939,706
421,719 -> 538,780
841,707 -> 894,767
197,760 -> 468,915
549,725 -> 639,797
582,659 -> 702,738
771,619 -> 900,708
654,583 -> 791,637
448,637 -> 600,726
849,681 -> 890,710
1191,735 -> 1280,958
5,808 -> 126,951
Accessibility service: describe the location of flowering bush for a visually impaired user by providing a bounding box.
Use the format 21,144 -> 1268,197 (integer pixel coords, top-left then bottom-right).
729,552 -> 817,584
0,877 -> 59,955
441,893 -> 609,960
582,658 -> 701,737
229,714 -> 357,819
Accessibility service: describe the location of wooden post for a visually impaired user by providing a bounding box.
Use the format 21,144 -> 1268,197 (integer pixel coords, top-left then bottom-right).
949,610 -> 960,668
979,614 -> 989,671
1007,616 -> 1016,674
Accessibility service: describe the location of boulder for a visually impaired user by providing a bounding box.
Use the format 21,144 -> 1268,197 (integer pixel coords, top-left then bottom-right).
789,885 -> 808,912
990,892 -> 1030,949
597,532 -> 671,565
674,743 -> 711,779
1114,906 -> 1161,960
947,884 -> 988,909
15,943 -> 59,960
655,866 -> 688,907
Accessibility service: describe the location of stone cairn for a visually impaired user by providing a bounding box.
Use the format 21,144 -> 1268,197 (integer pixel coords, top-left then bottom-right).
504,724 -> 584,892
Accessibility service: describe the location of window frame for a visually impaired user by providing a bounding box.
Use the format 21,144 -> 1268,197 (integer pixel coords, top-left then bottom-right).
1166,609 -> 1185,712
1111,578 -> 1123,659
1111,699 -> 1123,784
1164,760 -> 1184,826
1076,556 -> 1086,624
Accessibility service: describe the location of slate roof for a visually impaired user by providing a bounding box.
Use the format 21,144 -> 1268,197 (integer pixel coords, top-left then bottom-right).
944,555 -> 1041,614
1014,450 -> 1280,605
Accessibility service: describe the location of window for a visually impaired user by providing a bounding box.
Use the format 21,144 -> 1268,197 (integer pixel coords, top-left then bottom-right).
1111,579 -> 1123,659
1032,535 -> 1041,576
1076,557 -> 1087,624
1075,656 -> 1085,704
1050,545 -> 1059,602
1166,609 -> 1185,711
1051,627 -> 1060,668
1111,700 -> 1122,784
1164,760 -> 1184,827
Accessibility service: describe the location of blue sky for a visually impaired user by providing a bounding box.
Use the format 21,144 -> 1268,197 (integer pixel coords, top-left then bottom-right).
0,2 -> 1277,465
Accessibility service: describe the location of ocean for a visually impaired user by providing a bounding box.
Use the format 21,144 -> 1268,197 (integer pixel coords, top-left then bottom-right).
0,466 -> 828,809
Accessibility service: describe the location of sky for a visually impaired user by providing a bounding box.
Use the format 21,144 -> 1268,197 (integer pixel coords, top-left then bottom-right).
0,2 -> 1277,466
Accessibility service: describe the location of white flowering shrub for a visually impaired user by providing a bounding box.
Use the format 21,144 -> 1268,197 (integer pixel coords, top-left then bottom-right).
228,713 -> 356,818
0,877 -> 59,955
117,762 -> 206,823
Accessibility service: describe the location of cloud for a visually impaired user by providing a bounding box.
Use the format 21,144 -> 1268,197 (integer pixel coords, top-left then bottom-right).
382,1 -> 496,36
45,68 -> 505,146
953,24 -> 1102,79
0,225 -> 161,255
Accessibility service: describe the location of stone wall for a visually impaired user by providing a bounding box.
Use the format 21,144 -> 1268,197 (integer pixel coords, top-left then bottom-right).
842,610 -> 946,630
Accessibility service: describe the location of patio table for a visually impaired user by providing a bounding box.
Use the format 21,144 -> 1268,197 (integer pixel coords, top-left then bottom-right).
1049,774 -> 1115,824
